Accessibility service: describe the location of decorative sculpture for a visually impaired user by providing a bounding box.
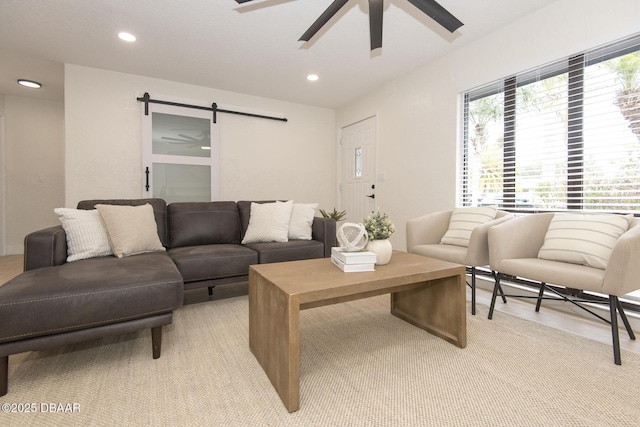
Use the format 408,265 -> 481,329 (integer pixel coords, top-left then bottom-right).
336,222 -> 369,252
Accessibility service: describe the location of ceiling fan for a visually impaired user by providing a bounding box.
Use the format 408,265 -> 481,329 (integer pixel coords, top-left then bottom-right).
235,0 -> 463,50
161,131 -> 210,146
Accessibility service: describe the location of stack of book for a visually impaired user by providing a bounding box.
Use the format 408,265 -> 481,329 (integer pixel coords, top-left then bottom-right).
330,247 -> 376,272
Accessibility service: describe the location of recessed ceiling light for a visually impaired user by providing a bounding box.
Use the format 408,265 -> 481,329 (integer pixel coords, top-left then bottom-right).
17,79 -> 42,89
118,32 -> 136,42
307,74 -> 319,82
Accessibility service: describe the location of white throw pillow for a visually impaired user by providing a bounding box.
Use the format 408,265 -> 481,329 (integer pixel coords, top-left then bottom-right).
288,203 -> 318,240
538,213 -> 630,270
440,206 -> 498,247
54,208 -> 113,262
95,203 -> 165,258
242,201 -> 293,244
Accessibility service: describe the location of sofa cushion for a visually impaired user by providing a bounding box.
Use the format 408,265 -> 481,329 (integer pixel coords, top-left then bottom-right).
54,208 -> 113,262
96,204 -> 166,258
0,252 -> 183,344
77,198 -> 168,247
167,202 -> 240,248
241,201 -> 293,244
167,244 -> 258,283
538,213 -> 631,269
289,203 -> 318,240
440,206 -> 498,247
244,240 -> 325,264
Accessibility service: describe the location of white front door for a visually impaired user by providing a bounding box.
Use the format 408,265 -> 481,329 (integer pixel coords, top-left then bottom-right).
141,101 -> 219,203
341,116 -> 376,224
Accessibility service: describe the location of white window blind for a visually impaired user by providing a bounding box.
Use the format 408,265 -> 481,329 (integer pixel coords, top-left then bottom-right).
461,33 -> 640,213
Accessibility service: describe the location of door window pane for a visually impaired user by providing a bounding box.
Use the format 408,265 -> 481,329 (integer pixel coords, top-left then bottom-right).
152,113 -> 211,158
354,147 -> 362,178
153,163 -> 211,204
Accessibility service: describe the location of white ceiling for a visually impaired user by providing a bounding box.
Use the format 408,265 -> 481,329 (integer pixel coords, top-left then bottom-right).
0,0 -> 559,109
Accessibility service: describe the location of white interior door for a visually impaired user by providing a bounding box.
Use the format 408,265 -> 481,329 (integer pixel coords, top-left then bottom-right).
141,102 -> 219,203
341,116 -> 376,224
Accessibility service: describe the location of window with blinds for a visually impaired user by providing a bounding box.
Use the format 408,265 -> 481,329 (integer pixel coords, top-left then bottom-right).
460,34 -> 640,213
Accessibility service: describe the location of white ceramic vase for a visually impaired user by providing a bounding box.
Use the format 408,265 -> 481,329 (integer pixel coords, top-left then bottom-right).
366,239 -> 392,265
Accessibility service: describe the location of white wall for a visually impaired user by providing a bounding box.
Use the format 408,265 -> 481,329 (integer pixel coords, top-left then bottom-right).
4,96 -> 65,253
337,0 -> 640,251
64,65 -> 337,209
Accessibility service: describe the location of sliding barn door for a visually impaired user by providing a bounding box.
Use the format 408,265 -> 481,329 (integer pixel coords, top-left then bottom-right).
141,102 -> 219,203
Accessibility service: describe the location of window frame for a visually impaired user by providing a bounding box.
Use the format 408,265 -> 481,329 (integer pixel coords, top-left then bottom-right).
461,33 -> 640,214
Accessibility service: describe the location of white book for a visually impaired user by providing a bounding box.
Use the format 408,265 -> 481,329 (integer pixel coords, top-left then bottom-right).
331,255 -> 375,272
331,247 -> 377,264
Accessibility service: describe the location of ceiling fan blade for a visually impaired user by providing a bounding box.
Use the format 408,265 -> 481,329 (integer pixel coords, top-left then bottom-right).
177,133 -> 201,142
369,0 -> 383,50
299,0 -> 350,42
407,0 -> 463,33
235,0 -> 254,3
161,137 -> 198,144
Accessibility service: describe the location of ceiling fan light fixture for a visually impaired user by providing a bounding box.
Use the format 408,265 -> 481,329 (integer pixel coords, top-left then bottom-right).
118,32 -> 137,42
307,74 -> 319,82
17,79 -> 42,89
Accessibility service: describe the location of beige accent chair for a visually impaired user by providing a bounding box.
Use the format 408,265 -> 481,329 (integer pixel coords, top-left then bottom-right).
487,213 -> 640,365
406,209 -> 513,315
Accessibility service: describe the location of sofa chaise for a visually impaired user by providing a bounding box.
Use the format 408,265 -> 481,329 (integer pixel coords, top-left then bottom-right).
0,198 -> 336,395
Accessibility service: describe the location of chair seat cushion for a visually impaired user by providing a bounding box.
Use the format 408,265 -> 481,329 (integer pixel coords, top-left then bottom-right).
168,244 -> 258,283
0,252 -> 183,344
497,258 -> 605,293
411,244 -> 468,265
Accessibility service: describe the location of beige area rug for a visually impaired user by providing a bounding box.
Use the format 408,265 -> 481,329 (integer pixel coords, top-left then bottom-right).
2,295 -> 640,427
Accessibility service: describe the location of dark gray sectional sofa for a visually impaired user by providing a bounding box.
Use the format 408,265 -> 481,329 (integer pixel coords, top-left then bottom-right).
0,198 -> 336,396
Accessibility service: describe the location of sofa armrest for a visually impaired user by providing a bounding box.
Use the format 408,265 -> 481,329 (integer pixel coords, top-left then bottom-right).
603,220 -> 640,296
406,210 -> 453,251
488,213 -> 554,271
24,225 -> 68,271
311,217 -> 336,258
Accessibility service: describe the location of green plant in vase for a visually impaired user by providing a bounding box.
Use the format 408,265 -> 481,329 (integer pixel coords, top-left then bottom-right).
361,210 -> 395,265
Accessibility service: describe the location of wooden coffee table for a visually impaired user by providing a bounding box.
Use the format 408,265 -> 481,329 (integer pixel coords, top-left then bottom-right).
248,250 -> 466,412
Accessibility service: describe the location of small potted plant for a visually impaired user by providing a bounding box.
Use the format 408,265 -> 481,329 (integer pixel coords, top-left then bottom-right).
320,208 -> 347,222
362,210 -> 395,265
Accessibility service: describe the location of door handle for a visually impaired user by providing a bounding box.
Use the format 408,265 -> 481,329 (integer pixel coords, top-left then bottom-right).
366,194 -> 375,199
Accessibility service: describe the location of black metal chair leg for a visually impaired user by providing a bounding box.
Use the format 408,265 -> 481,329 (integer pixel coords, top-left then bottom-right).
488,273 -> 503,320
609,295 -> 622,365
616,298 -> 636,340
491,271 -> 508,303
535,283 -> 546,312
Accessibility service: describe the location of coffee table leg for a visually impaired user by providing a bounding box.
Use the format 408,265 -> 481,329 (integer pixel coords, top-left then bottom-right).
391,273 -> 467,348
249,271 -> 301,412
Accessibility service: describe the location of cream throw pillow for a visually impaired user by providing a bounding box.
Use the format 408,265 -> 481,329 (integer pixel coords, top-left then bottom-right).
440,206 -> 498,247
288,203 -> 318,240
54,207 -> 113,262
538,213 -> 630,270
242,201 -> 293,244
95,203 -> 165,258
